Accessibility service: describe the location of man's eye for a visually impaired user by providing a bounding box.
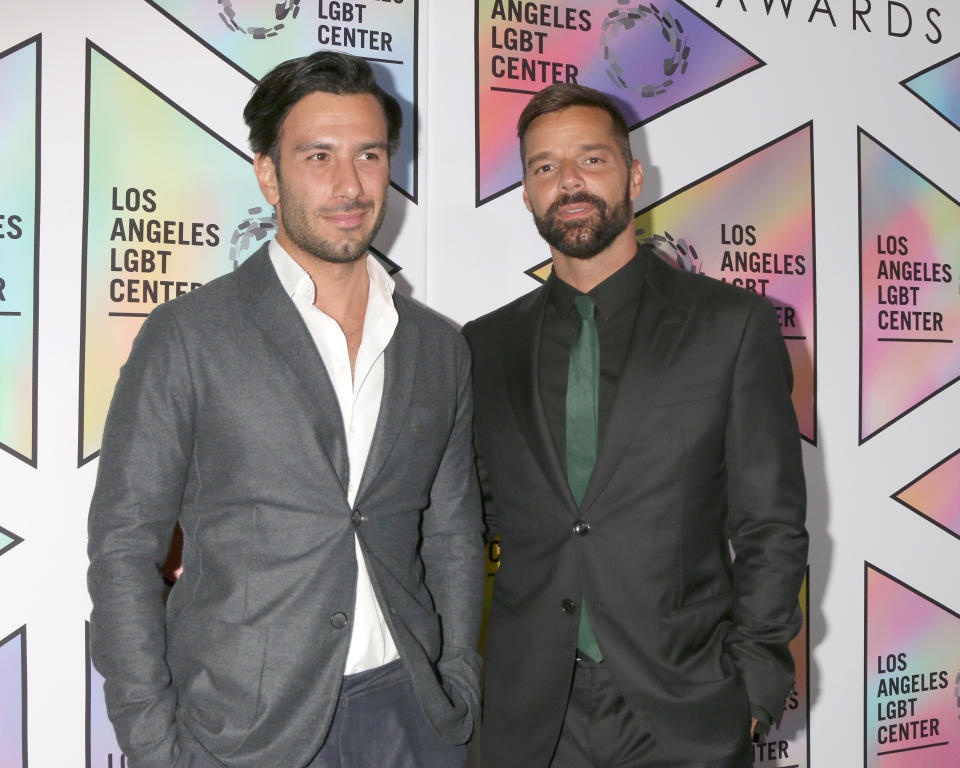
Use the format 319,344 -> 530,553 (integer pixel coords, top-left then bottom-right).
534,164 -> 554,175
311,152 -> 329,161
584,156 -> 603,165
359,151 -> 381,161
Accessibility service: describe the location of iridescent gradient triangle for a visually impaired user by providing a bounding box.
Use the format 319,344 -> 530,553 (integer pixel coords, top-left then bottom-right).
865,565 -> 960,767
902,51 -> 960,132
893,448 -> 960,540
859,129 -> 960,443
0,626 -> 26,768
476,0 -> 763,204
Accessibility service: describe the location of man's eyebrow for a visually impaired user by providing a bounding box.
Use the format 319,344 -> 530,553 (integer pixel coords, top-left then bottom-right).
293,140 -> 389,153
525,142 -> 616,168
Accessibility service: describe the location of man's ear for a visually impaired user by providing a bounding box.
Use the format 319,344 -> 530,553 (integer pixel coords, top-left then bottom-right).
629,159 -> 644,201
254,153 -> 280,207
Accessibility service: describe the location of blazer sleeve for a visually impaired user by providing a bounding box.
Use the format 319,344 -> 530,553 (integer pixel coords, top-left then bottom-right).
419,333 -> 486,744
87,304 -> 195,768
723,297 -> 809,723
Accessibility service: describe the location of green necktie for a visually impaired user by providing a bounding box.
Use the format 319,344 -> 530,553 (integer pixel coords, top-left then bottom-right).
567,294 -> 603,662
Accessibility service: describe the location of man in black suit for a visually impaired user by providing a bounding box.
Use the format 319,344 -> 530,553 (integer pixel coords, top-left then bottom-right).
463,84 -> 808,767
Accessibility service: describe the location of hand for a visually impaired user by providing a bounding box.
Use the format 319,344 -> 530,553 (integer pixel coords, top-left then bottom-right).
751,717 -> 758,739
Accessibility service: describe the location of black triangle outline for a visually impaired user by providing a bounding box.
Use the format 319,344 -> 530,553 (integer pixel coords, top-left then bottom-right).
78,40 -> 255,467
0,34 -> 41,469
631,122 -> 817,445
141,0 -> 421,204
0,525 -> 24,558
891,446 -> 960,543
900,49 -> 960,133
473,0 -> 767,207
856,127 -> 960,445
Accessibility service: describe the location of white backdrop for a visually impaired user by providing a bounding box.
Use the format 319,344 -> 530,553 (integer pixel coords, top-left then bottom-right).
1,1 -> 959,766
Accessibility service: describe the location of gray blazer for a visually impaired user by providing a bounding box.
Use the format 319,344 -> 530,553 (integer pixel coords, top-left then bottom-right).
88,245 -> 484,768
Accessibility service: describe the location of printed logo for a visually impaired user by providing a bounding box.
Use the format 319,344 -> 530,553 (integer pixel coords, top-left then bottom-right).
475,0 -> 762,205
79,43 -> 269,465
859,129 -> 960,443
144,0 -> 419,201
0,36 -> 40,467
865,564 -> 960,767
0,625 -> 27,768
893,448 -> 960,541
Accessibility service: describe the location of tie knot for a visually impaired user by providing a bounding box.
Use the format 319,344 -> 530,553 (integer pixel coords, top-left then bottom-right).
573,294 -> 595,322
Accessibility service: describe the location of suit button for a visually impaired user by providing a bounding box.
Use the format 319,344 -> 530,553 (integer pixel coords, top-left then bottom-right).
561,598 -> 576,614
571,520 -> 590,536
351,510 -> 362,526
330,612 -> 349,629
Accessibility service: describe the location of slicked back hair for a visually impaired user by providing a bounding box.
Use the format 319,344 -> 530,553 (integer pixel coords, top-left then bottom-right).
244,50 -> 402,162
517,83 -> 632,174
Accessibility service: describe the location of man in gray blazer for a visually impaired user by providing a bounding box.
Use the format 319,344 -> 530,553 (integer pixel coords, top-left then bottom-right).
88,51 -> 483,768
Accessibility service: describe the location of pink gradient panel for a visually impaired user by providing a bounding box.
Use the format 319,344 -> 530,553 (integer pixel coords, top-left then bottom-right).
866,566 -> 960,767
634,127 -> 815,441
476,0 -> 761,202
860,132 -> 960,441
897,452 -> 960,536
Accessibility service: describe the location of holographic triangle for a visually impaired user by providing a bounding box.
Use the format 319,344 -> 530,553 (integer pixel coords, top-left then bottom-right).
902,51 -> 960,133
144,0 -> 419,201
475,0 -> 763,205
80,42 -> 268,465
893,448 -> 960,541
0,626 -> 26,768
859,129 -> 960,443
0,36 -> 40,467
865,564 -> 960,767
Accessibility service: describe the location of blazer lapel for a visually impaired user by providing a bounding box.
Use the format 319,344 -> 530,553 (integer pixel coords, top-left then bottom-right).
505,285 -> 579,511
579,258 -> 688,512
238,248 -> 350,491
353,300 -> 419,504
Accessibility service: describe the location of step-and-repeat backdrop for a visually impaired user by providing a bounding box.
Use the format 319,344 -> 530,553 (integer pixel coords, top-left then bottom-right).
2,2 -> 959,766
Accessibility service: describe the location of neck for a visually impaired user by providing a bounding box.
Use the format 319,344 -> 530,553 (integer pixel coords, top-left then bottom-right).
550,227 -> 637,293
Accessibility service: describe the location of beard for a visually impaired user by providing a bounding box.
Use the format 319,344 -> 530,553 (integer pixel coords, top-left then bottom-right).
532,185 -> 633,260
276,177 -> 386,265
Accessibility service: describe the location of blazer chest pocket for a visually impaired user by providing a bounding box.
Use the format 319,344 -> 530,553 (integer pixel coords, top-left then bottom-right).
167,614 -> 267,743
651,376 -> 725,408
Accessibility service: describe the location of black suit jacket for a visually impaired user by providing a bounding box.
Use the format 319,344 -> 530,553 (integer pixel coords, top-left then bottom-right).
463,248 -> 807,766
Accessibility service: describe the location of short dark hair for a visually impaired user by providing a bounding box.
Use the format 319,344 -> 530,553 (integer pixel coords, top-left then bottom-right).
517,84 -> 632,172
244,50 -> 402,160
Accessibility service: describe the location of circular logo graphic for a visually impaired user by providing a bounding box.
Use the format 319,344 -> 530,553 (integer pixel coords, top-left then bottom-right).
229,207 -> 277,269
638,228 -> 701,272
601,4 -> 690,97
218,0 -> 301,38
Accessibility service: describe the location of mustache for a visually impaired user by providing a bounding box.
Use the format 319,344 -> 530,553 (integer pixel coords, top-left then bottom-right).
316,200 -> 375,215
546,192 -> 607,218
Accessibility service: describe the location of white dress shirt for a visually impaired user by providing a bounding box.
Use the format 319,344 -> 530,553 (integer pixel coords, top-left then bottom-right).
269,239 -> 400,675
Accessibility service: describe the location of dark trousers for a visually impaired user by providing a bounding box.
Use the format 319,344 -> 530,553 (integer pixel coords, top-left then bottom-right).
548,658 -> 752,768
175,660 -> 465,768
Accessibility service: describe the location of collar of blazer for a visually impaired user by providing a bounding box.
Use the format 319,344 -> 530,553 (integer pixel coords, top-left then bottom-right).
235,245 -> 421,508
503,247 -> 690,514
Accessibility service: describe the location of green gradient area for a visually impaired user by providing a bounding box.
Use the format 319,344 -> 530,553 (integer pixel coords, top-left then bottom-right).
82,45 -> 267,461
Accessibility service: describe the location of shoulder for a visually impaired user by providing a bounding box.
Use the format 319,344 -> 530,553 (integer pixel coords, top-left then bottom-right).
462,283 -> 546,340
643,245 -> 770,320
394,294 -> 469,355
